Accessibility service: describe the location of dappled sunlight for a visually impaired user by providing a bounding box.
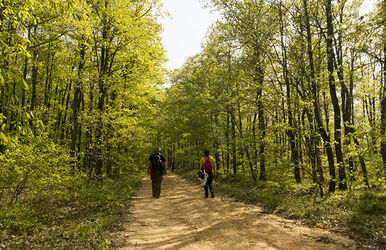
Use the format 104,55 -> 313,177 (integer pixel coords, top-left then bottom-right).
112,174 -> 354,249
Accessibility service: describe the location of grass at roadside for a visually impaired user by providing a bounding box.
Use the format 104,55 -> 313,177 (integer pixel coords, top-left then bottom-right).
0,173 -> 142,249
175,168 -> 385,249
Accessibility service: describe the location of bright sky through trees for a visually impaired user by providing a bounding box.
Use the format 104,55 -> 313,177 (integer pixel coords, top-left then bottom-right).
360,0 -> 377,15
160,0 -> 219,70
159,0 -> 375,71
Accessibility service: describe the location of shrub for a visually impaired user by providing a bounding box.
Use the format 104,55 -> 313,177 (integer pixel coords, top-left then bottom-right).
0,135 -> 72,205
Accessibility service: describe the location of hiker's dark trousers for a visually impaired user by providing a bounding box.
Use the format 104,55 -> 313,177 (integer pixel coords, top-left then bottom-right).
152,170 -> 163,198
204,172 -> 214,197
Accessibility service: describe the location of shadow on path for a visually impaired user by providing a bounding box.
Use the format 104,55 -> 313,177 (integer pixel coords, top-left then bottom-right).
111,174 -> 355,250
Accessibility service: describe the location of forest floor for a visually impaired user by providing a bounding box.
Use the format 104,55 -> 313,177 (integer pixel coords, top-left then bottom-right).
110,173 -> 356,249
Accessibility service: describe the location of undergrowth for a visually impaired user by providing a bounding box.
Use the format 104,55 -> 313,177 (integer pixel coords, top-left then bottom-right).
0,173 -> 142,249
175,168 -> 385,249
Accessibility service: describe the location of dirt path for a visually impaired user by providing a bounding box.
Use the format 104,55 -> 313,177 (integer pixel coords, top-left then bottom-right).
112,174 -> 355,249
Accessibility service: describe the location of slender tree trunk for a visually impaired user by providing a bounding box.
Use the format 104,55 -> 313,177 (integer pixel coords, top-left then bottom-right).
61,80 -> 72,140
304,0 -> 334,191
46,53 -> 55,109
236,101 -> 257,181
71,40 -> 86,172
381,21 -> 386,176
30,51 -> 38,112
258,95 -> 266,181
305,109 -> 318,183
0,6 -> 4,119
30,26 -> 38,112
84,82 -> 94,173
252,111 -> 258,174
250,44 -> 266,181
10,55 -> 17,131
230,107 -> 237,175
226,107 -> 230,174
95,87 -> 106,178
0,55 -> 9,120
347,54 -> 370,186
95,5 -> 111,178
22,53 -> 28,108
214,113 -> 220,173
326,0 -> 347,190
316,136 -> 324,182
279,3 -> 300,183
256,68 -> 266,181
78,111 -> 83,171
336,8 -> 355,183
44,42 -> 52,108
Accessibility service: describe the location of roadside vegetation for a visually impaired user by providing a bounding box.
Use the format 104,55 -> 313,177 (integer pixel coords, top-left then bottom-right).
175,168 -> 385,248
1,166 -> 142,248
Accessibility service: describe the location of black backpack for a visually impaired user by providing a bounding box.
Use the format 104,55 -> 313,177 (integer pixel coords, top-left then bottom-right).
151,154 -> 164,171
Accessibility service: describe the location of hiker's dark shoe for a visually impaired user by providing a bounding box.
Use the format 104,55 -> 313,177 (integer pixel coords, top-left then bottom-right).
205,195 -> 209,198
211,192 -> 214,198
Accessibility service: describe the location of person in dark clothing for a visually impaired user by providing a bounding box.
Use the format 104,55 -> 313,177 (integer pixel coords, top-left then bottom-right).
171,161 -> 175,173
200,149 -> 216,198
148,147 -> 167,198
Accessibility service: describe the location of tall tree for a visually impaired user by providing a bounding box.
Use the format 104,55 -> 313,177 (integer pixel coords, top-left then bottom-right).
325,0 -> 347,190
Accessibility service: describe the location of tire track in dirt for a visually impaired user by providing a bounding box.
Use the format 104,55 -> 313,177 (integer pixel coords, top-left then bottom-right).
111,174 -> 355,249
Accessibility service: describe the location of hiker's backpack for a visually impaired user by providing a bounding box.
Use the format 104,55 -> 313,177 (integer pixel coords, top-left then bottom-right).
204,157 -> 213,173
151,154 -> 164,171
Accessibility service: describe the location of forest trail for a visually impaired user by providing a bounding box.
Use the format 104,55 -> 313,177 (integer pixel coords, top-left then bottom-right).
111,174 -> 355,249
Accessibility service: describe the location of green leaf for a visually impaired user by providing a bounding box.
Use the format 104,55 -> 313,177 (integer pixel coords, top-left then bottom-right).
0,132 -> 8,144
0,73 -> 4,87
22,78 -> 29,90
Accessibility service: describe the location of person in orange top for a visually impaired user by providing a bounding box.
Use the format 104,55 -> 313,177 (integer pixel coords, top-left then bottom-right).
200,149 -> 216,198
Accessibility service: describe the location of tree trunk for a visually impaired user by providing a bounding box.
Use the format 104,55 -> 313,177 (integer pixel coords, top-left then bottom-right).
304,0 -> 334,191
30,51 -> 38,112
214,113 -> 220,173
22,53 -> 28,108
252,111 -> 259,175
236,101 -> 257,181
226,107 -> 230,174
71,40 -> 86,171
30,26 -> 38,112
230,107 -> 237,175
44,42 -> 52,108
61,80 -> 72,140
326,0 -> 347,190
381,22 -> 386,176
279,2 -> 300,183
95,5 -> 111,178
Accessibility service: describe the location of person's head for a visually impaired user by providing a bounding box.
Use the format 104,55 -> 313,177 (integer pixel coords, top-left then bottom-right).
204,149 -> 209,157
154,146 -> 161,153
